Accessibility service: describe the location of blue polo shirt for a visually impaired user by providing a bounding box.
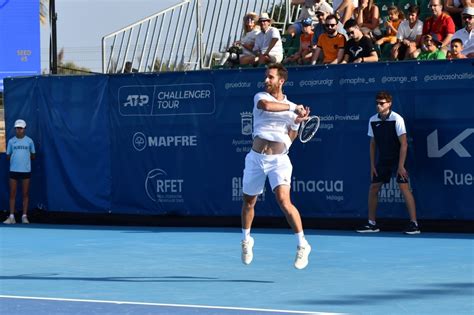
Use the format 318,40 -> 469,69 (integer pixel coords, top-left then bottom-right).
6,136 -> 35,172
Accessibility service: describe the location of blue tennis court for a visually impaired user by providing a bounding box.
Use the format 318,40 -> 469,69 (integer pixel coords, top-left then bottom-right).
1,224 -> 473,314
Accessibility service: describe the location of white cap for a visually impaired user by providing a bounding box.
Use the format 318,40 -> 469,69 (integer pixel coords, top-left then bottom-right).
14,119 -> 26,128
463,7 -> 474,16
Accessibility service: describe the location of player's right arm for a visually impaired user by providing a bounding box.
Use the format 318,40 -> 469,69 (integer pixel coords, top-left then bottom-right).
257,99 -> 307,117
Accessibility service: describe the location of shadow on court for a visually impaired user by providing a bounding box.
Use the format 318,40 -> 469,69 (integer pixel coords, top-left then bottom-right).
0,274 -> 274,284
289,282 -> 474,305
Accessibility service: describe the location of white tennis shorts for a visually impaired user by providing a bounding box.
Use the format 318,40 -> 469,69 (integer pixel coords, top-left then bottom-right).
242,150 -> 293,196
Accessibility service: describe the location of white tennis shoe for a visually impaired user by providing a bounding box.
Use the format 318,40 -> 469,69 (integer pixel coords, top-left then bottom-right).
22,215 -> 30,224
3,216 -> 16,224
241,236 -> 254,265
294,243 -> 311,269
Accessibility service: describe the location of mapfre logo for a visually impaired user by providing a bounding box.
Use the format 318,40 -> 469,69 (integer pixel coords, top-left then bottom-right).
132,132 -> 198,151
427,129 -> 474,158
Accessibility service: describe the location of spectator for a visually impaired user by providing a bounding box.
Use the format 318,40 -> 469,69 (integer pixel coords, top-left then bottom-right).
334,0 -> 358,24
354,0 -> 381,39
311,5 -> 336,46
253,13 -> 284,65
451,6 -> 474,58
287,0 -> 333,37
375,6 -> 404,47
311,14 -> 347,64
422,0 -> 456,51
391,5 -> 424,60
447,38 -> 467,58
3,119 -> 36,225
417,33 -> 447,59
445,0 -> 467,29
283,18 -> 314,64
122,61 -> 137,73
356,91 -> 420,235
341,19 -> 379,63
221,12 -> 261,66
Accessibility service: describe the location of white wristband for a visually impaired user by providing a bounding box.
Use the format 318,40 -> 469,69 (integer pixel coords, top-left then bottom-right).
290,122 -> 300,131
288,103 -> 296,112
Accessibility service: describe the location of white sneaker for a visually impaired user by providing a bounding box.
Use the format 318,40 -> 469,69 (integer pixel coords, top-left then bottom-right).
241,236 -> 254,265
22,215 -> 30,224
3,216 -> 16,224
294,243 -> 311,270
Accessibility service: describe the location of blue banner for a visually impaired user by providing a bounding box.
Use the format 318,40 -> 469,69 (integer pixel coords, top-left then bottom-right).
0,0 -> 41,91
3,60 -> 474,220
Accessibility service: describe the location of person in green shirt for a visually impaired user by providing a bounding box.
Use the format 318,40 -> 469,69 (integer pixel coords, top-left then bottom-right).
417,33 -> 446,60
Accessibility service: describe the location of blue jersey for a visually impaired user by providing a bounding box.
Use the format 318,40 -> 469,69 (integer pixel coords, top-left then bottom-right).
6,136 -> 35,172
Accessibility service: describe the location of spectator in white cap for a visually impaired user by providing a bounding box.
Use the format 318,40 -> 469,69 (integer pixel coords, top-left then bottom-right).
286,0 -> 334,37
252,13 -> 284,65
4,119 -> 36,225
451,6 -> 474,58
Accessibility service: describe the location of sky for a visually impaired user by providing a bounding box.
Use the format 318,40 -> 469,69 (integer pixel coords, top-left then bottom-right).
41,0 -> 179,73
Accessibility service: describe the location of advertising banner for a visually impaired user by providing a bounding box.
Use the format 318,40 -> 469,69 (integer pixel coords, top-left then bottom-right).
3,60 -> 473,219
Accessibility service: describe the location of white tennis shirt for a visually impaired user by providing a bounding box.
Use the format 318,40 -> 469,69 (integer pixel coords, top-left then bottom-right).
252,91 -> 298,151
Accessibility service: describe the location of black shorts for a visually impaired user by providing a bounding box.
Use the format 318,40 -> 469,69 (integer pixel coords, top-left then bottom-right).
9,172 -> 32,180
372,160 -> 408,184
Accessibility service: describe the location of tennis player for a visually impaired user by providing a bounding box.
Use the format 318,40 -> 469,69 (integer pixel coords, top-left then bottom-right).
241,63 -> 312,269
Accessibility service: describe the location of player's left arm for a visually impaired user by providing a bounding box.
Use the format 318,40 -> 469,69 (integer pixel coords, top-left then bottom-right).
398,133 -> 408,180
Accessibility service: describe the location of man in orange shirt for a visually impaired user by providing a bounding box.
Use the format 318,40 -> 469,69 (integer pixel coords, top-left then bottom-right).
311,14 -> 346,64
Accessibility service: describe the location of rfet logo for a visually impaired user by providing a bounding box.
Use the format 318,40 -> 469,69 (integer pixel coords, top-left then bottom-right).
427,129 -> 474,158
145,169 -> 184,202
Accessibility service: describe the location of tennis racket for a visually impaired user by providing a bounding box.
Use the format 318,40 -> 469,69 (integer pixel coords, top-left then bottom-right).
298,115 -> 320,143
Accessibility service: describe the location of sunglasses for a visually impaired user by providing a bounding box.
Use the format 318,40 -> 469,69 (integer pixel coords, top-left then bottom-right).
347,30 -> 355,36
376,100 -> 388,105
325,23 -> 337,27
462,15 -> 473,20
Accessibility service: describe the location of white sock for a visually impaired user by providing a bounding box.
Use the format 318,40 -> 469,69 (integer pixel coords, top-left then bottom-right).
22,214 -> 27,217
9,214 -> 14,218
369,220 -> 376,226
295,231 -> 308,247
242,228 -> 251,241
411,220 -> 418,226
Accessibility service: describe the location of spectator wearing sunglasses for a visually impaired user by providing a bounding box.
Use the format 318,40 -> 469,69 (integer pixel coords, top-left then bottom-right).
341,19 -> 379,63
417,33 -> 447,60
451,6 -> 474,58
421,0 -> 455,52
311,15 -> 347,64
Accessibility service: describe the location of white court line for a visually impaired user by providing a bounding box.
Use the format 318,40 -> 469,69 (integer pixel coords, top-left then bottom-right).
0,295 -> 346,315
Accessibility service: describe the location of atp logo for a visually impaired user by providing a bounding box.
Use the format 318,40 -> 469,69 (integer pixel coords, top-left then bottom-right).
427,129 -> 474,158
0,0 -> 10,9
132,132 -> 147,151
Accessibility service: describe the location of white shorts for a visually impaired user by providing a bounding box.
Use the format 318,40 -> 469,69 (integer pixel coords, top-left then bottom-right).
242,150 -> 293,196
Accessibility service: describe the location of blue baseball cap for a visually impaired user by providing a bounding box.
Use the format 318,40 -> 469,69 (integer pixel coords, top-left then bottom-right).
302,17 -> 313,27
